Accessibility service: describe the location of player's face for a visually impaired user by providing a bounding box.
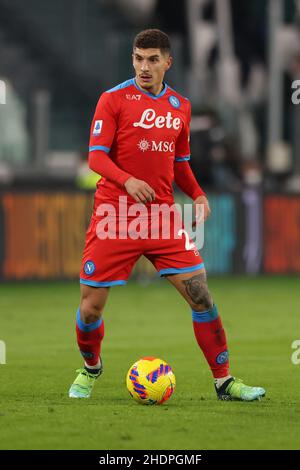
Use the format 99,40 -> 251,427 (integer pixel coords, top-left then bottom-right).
133,48 -> 172,95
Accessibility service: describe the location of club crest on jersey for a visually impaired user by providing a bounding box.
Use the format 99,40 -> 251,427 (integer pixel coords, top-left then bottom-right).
169,95 -> 180,108
133,108 -> 181,130
84,260 -> 96,276
93,120 -> 103,135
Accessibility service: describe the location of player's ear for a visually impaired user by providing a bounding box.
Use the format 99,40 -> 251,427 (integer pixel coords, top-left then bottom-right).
165,55 -> 173,71
132,53 -> 137,72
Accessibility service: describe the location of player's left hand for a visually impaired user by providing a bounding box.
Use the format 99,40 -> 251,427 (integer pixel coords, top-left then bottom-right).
193,195 -> 211,225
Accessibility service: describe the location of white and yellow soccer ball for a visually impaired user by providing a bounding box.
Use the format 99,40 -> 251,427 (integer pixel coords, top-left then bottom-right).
126,356 -> 176,405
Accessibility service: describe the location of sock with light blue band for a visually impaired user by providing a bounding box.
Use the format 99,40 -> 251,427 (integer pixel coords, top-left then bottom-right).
192,304 -> 219,323
76,308 -> 103,332
76,308 -> 105,367
192,304 -> 230,378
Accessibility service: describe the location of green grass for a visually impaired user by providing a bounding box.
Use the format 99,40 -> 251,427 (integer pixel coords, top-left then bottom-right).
0,276 -> 300,450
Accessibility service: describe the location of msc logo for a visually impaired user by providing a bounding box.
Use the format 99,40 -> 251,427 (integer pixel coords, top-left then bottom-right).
133,108 -> 181,130
126,94 -> 141,101
137,138 -> 175,153
84,260 -> 96,276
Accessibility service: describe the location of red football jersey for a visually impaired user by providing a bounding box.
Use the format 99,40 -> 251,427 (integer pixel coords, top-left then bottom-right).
89,78 -> 191,211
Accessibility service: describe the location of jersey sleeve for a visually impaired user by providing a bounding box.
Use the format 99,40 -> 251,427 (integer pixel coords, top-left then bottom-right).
174,100 -> 191,162
89,92 -> 118,155
173,160 -> 206,200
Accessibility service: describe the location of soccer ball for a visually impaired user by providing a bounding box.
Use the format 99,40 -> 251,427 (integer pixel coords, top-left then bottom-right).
126,356 -> 176,405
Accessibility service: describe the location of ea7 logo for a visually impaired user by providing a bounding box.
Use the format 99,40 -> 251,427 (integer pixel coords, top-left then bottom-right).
126,94 -> 141,101
0,340 -> 6,364
0,80 -> 6,104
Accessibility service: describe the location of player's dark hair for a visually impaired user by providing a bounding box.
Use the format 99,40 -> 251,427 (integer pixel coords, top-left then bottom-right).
133,29 -> 171,55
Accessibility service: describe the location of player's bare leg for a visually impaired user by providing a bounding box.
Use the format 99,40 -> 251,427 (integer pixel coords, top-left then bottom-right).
69,285 -> 110,398
80,284 -> 109,324
166,269 -> 266,401
166,268 -> 213,311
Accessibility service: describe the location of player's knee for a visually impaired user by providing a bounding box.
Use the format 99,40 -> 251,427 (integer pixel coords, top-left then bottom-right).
182,273 -> 214,311
80,285 -> 107,323
80,299 -> 104,324
188,284 -> 214,311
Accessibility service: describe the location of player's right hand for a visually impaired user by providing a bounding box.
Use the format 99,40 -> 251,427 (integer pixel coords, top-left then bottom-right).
124,177 -> 156,204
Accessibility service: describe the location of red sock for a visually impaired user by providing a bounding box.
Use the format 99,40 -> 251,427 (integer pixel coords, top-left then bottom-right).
76,309 -> 104,367
192,305 -> 229,379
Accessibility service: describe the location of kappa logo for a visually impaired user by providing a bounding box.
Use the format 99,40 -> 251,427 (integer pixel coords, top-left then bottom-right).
133,108 -> 181,130
126,94 -> 142,101
93,120 -> 103,135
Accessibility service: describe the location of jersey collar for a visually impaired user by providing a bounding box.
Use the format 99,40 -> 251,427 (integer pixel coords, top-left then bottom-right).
133,78 -> 168,99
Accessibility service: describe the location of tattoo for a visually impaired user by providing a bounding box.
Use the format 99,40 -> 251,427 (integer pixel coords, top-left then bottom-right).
182,273 -> 213,309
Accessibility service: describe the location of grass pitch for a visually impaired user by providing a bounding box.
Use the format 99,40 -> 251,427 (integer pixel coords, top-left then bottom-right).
0,276 -> 299,450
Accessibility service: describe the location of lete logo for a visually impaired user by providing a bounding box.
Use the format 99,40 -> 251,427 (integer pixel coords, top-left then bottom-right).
133,109 -> 181,130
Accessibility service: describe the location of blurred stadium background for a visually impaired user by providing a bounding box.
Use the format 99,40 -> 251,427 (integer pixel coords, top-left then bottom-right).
0,0 -> 300,281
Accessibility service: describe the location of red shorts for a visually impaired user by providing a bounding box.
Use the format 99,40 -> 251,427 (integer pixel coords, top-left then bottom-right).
80,214 -> 204,287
